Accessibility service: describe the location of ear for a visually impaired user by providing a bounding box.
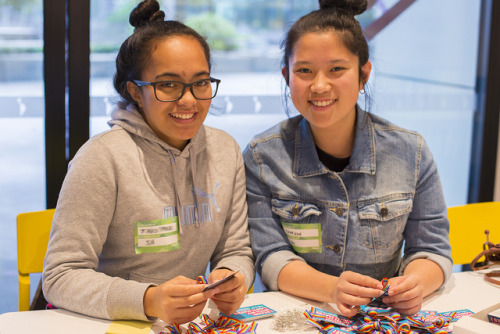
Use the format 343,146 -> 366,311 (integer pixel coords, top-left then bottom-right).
282,67 -> 289,86
360,60 -> 372,90
127,81 -> 143,108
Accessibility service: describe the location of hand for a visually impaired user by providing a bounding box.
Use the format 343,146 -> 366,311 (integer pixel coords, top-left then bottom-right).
383,274 -> 424,315
208,269 -> 246,315
334,271 -> 383,317
143,275 -> 215,324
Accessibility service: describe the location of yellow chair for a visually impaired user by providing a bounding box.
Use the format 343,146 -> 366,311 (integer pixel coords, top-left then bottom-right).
448,202 -> 500,265
16,209 -> 55,311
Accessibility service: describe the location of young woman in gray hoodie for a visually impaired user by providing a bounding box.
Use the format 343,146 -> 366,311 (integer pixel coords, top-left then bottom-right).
42,0 -> 254,325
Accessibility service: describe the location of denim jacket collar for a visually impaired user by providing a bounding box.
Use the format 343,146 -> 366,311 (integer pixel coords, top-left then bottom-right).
293,105 -> 376,177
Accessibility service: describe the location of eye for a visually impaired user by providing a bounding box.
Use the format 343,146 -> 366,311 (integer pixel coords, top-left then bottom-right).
157,81 -> 177,89
295,67 -> 312,74
331,66 -> 345,72
194,79 -> 210,87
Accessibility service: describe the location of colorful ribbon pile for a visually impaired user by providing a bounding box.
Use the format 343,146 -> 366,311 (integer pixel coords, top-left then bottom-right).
161,314 -> 258,334
303,277 -> 471,334
304,306 -> 465,333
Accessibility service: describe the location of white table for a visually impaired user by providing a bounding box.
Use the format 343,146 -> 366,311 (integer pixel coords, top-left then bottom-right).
1,271 -> 499,334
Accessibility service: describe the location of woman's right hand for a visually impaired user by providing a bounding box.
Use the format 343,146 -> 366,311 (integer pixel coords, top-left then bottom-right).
334,271 -> 383,317
143,275 -> 215,324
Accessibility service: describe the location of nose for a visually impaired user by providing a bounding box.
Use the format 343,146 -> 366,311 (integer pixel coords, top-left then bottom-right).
311,72 -> 331,93
177,87 -> 197,106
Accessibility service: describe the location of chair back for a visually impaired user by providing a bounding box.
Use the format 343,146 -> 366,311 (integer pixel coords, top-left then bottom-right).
17,209 -> 55,311
448,202 -> 500,265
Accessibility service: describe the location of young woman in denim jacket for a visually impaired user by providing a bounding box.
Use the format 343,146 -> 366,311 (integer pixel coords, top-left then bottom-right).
243,0 -> 452,317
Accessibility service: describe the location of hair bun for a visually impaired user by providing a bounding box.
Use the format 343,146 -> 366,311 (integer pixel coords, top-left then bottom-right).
129,0 -> 165,29
319,0 -> 368,16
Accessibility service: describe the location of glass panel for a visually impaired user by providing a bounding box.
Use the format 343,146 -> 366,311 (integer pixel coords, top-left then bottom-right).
366,0 -> 480,207
0,0 -> 45,313
90,0 -> 480,282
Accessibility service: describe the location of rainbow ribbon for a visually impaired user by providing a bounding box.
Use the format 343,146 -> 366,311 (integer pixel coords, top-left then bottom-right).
162,314 -> 257,334
300,277 -> 465,334
196,275 -> 209,285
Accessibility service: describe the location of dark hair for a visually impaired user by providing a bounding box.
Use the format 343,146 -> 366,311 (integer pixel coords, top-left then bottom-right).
113,0 -> 211,106
282,0 -> 369,84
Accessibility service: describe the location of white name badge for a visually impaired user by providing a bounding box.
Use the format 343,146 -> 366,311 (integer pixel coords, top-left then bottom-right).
281,222 -> 322,253
134,217 -> 180,254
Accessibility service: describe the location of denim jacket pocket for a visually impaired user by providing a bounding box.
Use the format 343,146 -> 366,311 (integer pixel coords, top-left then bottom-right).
358,196 -> 412,251
272,198 -> 323,253
271,198 -> 322,222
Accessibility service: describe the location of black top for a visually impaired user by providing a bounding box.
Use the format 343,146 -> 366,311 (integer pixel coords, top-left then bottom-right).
316,145 -> 350,172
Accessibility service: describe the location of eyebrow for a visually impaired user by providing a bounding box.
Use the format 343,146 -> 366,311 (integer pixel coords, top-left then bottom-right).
154,71 -> 210,80
293,59 -> 350,66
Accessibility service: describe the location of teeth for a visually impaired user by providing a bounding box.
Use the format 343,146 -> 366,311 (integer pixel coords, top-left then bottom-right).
311,100 -> 334,107
170,113 -> 195,120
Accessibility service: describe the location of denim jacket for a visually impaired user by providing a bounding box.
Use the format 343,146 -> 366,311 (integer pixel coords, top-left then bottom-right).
243,107 -> 452,291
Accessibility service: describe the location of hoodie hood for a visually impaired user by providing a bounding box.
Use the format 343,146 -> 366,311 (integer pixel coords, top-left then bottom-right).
107,102 -> 206,231
107,102 -> 206,158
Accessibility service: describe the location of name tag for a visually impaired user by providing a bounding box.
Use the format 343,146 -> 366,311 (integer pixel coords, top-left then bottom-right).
281,222 -> 322,253
134,217 -> 180,254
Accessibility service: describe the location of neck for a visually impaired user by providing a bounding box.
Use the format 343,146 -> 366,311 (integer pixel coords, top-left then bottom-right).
311,113 -> 356,159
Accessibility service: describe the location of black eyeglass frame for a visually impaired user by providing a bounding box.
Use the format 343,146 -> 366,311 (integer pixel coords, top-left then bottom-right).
132,77 -> 221,102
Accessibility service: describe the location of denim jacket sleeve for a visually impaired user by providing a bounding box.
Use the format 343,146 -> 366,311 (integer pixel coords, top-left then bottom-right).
400,136 -> 452,282
243,143 -> 305,291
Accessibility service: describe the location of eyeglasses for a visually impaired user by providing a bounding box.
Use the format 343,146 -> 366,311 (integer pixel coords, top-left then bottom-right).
133,77 -> 221,102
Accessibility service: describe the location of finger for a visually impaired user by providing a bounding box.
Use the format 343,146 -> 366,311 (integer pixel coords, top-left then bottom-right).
167,282 -> 207,298
390,301 -> 421,316
341,283 -> 383,300
165,289 -> 214,310
337,303 -> 359,317
208,269 -> 231,281
212,276 -> 245,298
211,286 -> 242,303
212,286 -> 246,310
212,296 -> 244,315
343,271 -> 384,289
386,283 -> 421,304
164,299 -> 207,325
387,276 -> 417,296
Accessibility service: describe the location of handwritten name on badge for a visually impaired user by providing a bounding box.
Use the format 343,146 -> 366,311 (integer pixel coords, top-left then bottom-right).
134,217 -> 180,254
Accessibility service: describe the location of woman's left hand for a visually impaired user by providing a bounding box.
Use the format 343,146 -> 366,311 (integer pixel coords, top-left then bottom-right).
207,269 -> 247,315
382,274 -> 424,315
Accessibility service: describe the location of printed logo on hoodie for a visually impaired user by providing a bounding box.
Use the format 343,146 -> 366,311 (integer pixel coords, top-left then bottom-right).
163,182 -> 220,226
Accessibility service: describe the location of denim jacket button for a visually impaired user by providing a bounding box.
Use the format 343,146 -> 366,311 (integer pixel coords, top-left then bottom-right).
333,245 -> 342,253
292,203 -> 300,216
380,207 -> 389,217
335,208 -> 344,216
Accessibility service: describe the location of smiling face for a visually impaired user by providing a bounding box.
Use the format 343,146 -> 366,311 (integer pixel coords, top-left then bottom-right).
127,35 -> 212,150
284,31 -> 371,135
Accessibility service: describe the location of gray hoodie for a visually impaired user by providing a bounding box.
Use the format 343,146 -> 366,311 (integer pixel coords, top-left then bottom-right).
42,104 -> 255,321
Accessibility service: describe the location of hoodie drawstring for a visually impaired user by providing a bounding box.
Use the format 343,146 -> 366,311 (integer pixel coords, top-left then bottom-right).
168,150 -> 184,234
168,148 -> 202,233
190,148 -> 201,227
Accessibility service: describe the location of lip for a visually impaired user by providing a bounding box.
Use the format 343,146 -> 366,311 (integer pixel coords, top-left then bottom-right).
309,99 -> 336,108
169,112 -> 198,122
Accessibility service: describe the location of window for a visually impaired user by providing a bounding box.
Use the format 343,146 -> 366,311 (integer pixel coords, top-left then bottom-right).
90,0 -> 480,208
0,0 -> 487,313
0,0 -> 45,313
